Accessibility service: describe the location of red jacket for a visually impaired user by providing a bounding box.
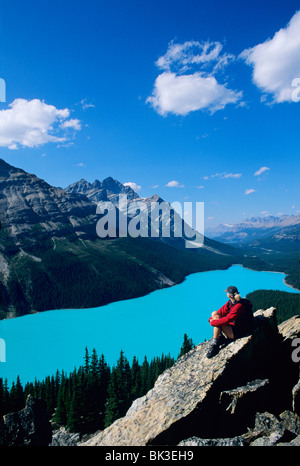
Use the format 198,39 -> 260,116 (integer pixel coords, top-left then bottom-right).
209,301 -> 244,327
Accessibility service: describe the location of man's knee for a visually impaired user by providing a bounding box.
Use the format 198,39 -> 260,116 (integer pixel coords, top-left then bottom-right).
211,311 -> 220,319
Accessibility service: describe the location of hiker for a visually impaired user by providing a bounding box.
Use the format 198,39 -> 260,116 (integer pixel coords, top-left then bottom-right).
206,286 -> 254,359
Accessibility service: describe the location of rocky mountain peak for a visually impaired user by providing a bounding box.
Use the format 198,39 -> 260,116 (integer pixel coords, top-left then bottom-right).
0,159 -> 96,238
66,176 -> 140,204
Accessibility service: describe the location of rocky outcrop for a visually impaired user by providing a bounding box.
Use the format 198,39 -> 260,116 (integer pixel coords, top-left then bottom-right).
180,410 -> 300,446
0,395 -> 52,446
82,309 -> 300,446
49,427 -> 82,446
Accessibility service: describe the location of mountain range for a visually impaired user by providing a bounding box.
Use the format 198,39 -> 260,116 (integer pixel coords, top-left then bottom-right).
0,158 -> 241,319
206,214 -> 300,248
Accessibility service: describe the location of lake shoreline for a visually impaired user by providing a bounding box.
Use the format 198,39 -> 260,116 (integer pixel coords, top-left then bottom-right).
234,263 -> 300,293
1,263 -> 299,323
1,264 -> 298,386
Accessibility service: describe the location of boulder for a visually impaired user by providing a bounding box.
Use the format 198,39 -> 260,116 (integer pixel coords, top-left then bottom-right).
0,395 -> 52,446
50,427 -> 82,446
178,436 -> 247,446
181,411 -> 300,447
82,308 -> 278,446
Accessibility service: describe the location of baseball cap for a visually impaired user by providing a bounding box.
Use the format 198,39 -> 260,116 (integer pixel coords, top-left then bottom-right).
224,286 -> 239,296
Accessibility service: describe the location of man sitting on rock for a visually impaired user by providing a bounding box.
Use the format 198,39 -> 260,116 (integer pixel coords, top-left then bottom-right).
206,286 -> 255,359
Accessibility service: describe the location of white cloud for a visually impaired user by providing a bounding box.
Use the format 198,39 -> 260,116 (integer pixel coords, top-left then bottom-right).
0,98 -> 82,149
155,40 -> 234,74
165,180 -> 184,188
147,72 -> 241,116
80,98 -> 95,110
147,40 -> 242,116
254,166 -> 270,176
205,172 -> 242,180
245,188 -> 256,195
213,172 -> 242,179
123,182 -> 141,192
241,10 -> 300,103
60,118 -> 81,130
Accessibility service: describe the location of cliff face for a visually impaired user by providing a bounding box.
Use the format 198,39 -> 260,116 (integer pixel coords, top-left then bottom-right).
82,309 -> 300,446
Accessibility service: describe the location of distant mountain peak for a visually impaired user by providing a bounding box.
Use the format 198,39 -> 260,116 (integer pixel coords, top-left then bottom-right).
65,176 -> 140,203
206,213 -> 300,244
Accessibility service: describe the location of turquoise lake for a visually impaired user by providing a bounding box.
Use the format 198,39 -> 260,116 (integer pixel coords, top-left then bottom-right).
0,265 -> 299,385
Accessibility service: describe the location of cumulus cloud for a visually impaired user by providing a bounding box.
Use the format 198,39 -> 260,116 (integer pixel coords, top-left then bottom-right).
147,72 -> 241,116
123,182 -> 141,192
241,10 -> 300,103
147,40 -> 242,116
60,118 -> 82,130
165,180 -> 184,188
254,166 -> 270,176
245,188 -> 256,195
0,98 -> 81,149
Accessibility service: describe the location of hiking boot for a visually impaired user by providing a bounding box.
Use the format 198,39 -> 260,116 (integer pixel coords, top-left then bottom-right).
218,334 -> 228,346
206,340 -> 220,359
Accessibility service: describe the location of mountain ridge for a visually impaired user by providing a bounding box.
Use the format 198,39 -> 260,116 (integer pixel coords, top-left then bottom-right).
206,213 -> 300,244
0,158 -> 242,319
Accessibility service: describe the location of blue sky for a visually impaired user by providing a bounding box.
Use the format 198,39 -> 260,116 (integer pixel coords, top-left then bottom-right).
0,0 -> 299,228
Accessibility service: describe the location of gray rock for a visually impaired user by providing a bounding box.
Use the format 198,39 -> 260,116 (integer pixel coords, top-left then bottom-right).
292,380 -> 300,415
178,436 -> 247,446
50,427 -> 81,446
277,435 -> 300,446
1,395 -> 52,446
219,379 -> 269,415
279,410 -> 300,435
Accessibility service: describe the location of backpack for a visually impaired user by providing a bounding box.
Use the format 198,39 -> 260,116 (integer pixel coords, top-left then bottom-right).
239,298 -> 253,312
239,298 -> 255,331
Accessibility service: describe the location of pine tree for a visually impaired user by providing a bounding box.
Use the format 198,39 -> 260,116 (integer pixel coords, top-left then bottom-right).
9,375 -> 24,412
178,333 -> 195,358
131,356 -> 142,399
140,356 -> 151,394
67,369 -> 86,432
84,347 -> 90,375
97,353 -> 110,428
52,385 -> 68,428
104,368 -> 121,428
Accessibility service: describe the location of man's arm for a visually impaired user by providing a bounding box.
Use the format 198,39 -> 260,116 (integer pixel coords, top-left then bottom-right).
210,302 -> 243,327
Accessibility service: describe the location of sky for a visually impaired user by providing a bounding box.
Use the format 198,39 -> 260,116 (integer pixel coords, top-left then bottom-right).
0,0 -> 299,228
